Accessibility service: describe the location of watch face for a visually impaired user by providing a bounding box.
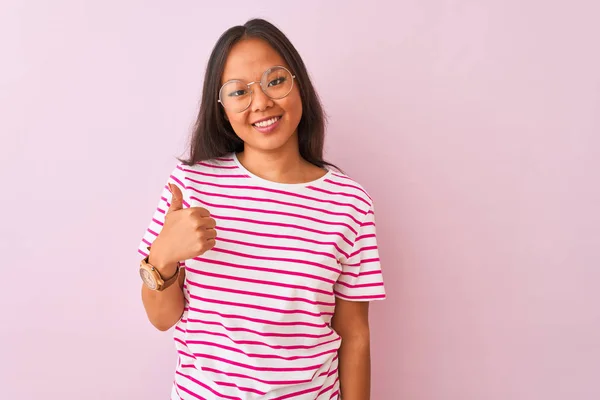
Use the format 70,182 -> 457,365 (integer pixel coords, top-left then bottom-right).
140,268 -> 157,290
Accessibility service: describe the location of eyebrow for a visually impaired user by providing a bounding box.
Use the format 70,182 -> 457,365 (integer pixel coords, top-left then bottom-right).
222,65 -> 286,84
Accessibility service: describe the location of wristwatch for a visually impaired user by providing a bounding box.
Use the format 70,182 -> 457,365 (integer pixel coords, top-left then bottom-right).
139,252 -> 180,291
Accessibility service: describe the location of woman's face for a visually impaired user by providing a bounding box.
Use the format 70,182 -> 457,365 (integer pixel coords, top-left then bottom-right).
220,38 -> 303,154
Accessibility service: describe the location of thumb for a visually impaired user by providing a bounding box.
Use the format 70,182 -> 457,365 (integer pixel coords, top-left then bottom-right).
167,183 -> 183,213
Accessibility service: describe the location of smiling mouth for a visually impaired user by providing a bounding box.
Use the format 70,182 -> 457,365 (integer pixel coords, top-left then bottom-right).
252,116 -> 282,128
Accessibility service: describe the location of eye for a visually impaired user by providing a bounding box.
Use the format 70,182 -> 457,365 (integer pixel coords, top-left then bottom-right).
267,77 -> 286,87
228,89 -> 248,97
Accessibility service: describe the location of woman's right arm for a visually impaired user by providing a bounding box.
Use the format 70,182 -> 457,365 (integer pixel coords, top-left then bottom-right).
140,183 -> 217,331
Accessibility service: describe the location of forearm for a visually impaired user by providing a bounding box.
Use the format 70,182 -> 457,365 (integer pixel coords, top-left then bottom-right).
141,253 -> 185,331
141,281 -> 184,331
338,334 -> 371,400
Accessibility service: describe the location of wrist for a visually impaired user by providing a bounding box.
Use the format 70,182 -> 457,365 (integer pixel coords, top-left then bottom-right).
154,261 -> 179,278
147,246 -> 178,277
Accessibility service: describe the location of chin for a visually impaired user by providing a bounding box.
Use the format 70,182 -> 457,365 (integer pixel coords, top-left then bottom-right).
246,136 -> 296,153
239,125 -> 298,153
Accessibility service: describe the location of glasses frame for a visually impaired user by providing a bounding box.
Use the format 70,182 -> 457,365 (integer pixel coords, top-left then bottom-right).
217,66 -> 297,113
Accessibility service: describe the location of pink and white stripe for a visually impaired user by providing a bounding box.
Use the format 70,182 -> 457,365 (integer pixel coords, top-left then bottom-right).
139,153 -> 385,399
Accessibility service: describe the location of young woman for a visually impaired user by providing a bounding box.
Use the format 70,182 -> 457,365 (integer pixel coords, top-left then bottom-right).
137,18 -> 386,400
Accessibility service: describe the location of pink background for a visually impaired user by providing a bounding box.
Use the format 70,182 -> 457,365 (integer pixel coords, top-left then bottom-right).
1,1 -> 599,399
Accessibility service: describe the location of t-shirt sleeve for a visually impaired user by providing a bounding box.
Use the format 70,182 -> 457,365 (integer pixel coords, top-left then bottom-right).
333,203 -> 386,301
137,164 -> 188,258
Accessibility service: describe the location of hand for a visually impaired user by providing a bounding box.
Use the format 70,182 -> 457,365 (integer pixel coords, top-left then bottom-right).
149,183 -> 217,271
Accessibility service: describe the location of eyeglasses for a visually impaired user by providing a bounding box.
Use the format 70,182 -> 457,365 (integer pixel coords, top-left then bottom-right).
218,66 -> 296,113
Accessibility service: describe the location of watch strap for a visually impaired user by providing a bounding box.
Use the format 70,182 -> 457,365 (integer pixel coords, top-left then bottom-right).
143,246 -> 181,291
157,263 -> 180,291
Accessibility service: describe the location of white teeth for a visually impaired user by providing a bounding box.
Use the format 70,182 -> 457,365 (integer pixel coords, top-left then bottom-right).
254,117 -> 279,128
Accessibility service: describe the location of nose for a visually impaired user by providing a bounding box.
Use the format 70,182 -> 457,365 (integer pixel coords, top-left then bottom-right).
250,82 -> 273,112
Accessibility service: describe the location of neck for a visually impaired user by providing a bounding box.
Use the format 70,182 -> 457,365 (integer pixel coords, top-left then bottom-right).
236,139 -> 325,184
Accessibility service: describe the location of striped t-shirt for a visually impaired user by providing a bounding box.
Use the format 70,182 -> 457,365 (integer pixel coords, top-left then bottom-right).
138,153 -> 386,400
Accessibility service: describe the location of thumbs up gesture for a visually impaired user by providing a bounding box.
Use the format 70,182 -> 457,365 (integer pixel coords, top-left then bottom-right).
149,183 -> 217,270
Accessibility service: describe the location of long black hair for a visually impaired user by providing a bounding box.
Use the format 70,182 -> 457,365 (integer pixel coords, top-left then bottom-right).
181,18 -> 339,171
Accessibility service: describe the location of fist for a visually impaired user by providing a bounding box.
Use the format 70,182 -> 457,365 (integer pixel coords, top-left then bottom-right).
151,183 -> 217,267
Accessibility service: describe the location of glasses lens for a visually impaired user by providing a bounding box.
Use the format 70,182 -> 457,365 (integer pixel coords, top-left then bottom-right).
262,67 -> 294,99
220,81 -> 251,112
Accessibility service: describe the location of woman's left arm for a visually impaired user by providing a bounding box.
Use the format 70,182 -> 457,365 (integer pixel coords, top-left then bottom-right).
331,298 -> 371,400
